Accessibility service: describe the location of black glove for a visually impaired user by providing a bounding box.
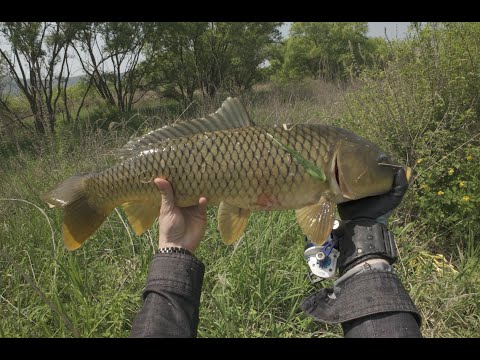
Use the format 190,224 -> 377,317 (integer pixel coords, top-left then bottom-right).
335,167 -> 409,274
300,167 -> 421,334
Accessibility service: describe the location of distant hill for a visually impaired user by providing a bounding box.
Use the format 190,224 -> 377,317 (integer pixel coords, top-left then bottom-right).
1,75 -> 85,96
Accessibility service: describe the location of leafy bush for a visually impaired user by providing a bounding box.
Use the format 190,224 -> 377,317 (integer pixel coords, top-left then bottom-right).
414,145 -> 479,248
333,23 -> 480,248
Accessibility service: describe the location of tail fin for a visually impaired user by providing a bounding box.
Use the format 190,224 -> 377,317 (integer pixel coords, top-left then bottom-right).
42,175 -> 112,250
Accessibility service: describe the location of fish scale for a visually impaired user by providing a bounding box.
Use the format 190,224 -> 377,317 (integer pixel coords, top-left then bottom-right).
88,125 -> 332,225
43,97 -> 400,251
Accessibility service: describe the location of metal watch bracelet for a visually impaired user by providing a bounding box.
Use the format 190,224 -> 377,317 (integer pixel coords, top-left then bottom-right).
157,247 -> 194,257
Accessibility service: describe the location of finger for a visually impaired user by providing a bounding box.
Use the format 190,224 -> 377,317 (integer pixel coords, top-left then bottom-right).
154,178 -> 175,214
197,197 -> 208,218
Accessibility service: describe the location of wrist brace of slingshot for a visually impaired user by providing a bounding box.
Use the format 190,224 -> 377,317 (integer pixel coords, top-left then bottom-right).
335,219 -> 398,275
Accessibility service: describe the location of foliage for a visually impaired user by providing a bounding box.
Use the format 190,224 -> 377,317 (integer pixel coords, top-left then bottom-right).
272,22 -> 372,82
0,22 -> 75,134
1,22 -> 479,338
145,22 -> 282,105
332,22 -> 480,249
144,22 -> 206,106
68,22 -> 150,113
1,22 -> 283,135
414,145 -> 479,249
1,92 -> 478,337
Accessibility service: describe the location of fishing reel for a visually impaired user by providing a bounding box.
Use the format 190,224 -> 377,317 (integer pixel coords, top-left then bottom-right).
304,220 -> 341,284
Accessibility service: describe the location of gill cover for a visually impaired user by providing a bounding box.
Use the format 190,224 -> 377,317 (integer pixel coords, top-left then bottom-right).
336,132 -> 397,201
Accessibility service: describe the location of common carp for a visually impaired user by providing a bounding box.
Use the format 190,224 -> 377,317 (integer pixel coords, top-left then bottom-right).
43,97 -> 407,250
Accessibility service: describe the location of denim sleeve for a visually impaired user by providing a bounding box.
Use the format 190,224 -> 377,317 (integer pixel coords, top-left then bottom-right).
301,267 -> 422,338
130,253 -> 205,338
342,311 -> 422,338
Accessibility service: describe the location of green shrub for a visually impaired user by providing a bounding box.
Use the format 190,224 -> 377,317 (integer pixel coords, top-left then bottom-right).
333,23 -> 480,249
414,145 -> 479,248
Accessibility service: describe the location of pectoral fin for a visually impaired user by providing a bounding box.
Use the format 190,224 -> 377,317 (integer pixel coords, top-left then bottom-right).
217,201 -> 250,245
296,196 -> 335,245
122,201 -> 159,235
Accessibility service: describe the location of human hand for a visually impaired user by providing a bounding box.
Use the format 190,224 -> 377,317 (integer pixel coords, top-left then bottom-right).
337,167 -> 409,224
154,178 -> 208,254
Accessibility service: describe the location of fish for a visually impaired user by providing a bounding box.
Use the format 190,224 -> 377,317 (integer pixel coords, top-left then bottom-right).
42,97 -> 407,251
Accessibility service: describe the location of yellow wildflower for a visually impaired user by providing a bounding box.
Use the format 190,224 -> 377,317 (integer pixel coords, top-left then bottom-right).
437,191 -> 445,196
459,181 -> 465,188
420,184 -> 429,190
416,158 -> 423,164
466,155 -> 473,161
463,196 -> 470,201
448,168 -> 454,175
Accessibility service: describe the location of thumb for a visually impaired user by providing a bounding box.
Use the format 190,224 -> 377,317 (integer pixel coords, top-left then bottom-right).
154,178 -> 175,214
197,196 -> 208,219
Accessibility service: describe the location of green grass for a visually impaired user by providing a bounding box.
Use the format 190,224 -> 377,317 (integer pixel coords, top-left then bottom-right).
0,141 -> 342,337
1,85 -> 479,338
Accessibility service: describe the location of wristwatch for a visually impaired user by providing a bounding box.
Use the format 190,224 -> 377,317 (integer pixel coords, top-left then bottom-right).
156,247 -> 193,257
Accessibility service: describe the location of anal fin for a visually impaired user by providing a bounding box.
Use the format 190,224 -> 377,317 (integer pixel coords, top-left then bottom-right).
296,196 -> 335,245
217,201 -> 250,245
122,201 -> 159,235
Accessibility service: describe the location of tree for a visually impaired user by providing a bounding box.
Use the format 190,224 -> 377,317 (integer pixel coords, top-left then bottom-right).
225,22 -> 282,93
0,22 -> 73,134
278,22 -> 370,82
261,41 -> 286,82
146,22 -> 282,104
145,22 -> 207,106
70,22 -> 151,113
194,22 -> 282,98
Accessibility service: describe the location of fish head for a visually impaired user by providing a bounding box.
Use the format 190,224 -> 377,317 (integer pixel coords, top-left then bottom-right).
332,130 -> 399,202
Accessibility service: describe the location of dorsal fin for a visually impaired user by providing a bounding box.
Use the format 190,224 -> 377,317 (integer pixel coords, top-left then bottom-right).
117,97 -> 254,159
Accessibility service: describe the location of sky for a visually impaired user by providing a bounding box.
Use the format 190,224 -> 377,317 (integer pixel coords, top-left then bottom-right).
280,22 -> 410,39
367,22 -> 410,39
